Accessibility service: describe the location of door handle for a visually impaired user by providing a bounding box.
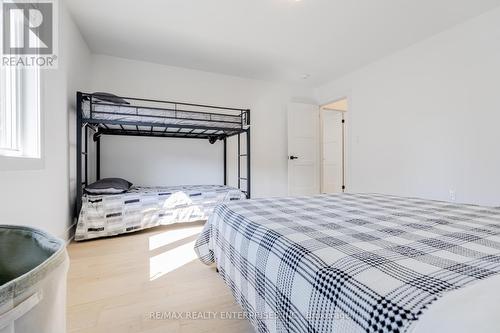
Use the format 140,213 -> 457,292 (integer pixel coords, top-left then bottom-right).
289,155 -> 299,160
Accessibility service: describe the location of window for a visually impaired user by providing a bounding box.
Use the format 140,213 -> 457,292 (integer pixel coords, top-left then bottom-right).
0,66 -> 40,158
0,8 -> 41,159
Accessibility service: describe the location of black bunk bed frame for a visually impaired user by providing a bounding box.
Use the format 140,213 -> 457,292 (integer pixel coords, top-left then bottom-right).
76,91 -> 251,216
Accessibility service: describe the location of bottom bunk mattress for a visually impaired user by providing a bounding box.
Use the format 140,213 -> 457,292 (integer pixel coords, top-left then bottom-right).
195,193 -> 500,333
76,184 -> 246,241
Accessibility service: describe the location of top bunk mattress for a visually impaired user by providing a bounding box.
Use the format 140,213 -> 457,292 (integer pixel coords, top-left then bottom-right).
82,100 -> 245,131
76,184 -> 246,241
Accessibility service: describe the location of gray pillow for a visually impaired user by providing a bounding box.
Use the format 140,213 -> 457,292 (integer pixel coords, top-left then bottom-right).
92,92 -> 130,105
85,178 -> 132,195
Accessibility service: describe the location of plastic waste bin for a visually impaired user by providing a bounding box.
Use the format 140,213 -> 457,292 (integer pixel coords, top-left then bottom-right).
0,225 -> 69,333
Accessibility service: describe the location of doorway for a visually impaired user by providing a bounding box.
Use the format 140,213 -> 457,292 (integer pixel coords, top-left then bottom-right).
320,98 -> 347,194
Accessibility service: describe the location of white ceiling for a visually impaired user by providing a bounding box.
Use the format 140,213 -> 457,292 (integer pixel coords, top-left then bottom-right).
66,0 -> 500,86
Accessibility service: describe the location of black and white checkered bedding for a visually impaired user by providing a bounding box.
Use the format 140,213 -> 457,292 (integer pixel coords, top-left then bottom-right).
194,193 -> 500,332
76,185 -> 246,241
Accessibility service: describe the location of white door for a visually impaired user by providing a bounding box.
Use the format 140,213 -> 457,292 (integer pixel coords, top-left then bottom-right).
288,103 -> 320,196
321,109 -> 344,193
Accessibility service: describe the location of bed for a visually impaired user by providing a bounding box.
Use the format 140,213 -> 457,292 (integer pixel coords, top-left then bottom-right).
195,193 -> 500,332
81,98 -> 247,132
75,184 -> 246,241
76,92 -> 252,221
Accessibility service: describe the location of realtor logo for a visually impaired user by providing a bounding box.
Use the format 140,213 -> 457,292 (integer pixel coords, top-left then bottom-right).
1,0 -> 58,68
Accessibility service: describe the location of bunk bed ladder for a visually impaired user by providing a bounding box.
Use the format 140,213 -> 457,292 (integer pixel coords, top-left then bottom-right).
237,113 -> 251,199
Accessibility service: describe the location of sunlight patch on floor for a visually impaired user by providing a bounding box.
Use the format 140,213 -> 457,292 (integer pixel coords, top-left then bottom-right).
149,240 -> 198,280
149,225 -> 204,251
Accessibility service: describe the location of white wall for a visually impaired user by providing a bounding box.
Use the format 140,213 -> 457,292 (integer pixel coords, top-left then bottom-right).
101,136 -> 224,186
315,7 -> 500,206
0,3 -> 91,239
88,55 -> 314,197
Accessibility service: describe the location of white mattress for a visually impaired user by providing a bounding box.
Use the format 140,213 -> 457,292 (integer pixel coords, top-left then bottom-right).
413,274 -> 500,332
82,100 -> 245,131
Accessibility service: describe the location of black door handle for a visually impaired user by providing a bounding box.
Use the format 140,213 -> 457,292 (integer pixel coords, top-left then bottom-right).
289,155 -> 298,160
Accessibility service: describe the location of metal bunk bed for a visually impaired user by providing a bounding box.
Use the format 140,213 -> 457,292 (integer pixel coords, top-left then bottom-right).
75,91 -> 251,216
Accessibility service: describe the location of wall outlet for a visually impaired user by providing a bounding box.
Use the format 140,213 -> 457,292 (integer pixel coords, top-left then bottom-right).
449,190 -> 456,202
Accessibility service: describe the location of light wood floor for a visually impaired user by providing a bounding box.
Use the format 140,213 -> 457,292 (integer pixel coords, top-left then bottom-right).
67,222 -> 254,333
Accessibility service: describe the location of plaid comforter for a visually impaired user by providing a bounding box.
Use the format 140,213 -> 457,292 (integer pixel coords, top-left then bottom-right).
195,193 -> 500,332
76,185 -> 245,241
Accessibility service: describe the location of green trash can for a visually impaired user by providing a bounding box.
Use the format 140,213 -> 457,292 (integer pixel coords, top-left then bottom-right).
0,225 -> 69,333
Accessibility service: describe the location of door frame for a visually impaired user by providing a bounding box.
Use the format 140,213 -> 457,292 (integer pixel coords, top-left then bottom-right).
319,108 -> 345,193
319,95 -> 351,193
